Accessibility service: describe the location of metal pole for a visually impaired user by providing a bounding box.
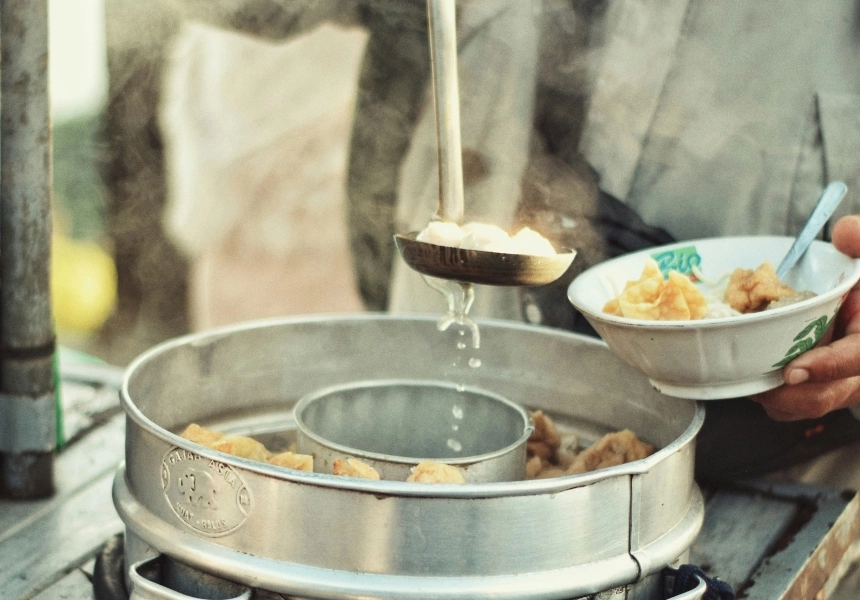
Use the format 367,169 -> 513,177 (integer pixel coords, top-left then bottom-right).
0,0 -> 56,499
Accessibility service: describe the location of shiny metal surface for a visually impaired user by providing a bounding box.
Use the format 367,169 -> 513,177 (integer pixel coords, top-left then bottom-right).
0,0 -> 56,499
394,232 -> 577,286
294,379 -> 531,482
394,1 -> 576,288
129,557 -> 252,600
671,577 -> 707,600
119,315 -> 704,599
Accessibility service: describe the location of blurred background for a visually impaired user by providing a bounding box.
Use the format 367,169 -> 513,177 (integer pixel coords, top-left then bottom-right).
53,0 -> 369,366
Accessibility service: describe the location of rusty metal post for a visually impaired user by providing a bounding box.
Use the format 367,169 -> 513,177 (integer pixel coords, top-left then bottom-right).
0,0 -> 56,499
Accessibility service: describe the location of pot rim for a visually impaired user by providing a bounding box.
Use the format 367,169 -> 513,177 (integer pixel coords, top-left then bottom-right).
120,313 -> 705,499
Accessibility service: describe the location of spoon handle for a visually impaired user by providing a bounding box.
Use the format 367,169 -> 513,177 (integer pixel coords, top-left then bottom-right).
427,0 -> 464,224
776,181 -> 848,280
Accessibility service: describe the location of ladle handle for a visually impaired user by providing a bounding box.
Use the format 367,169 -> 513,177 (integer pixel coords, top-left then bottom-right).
427,0 -> 465,223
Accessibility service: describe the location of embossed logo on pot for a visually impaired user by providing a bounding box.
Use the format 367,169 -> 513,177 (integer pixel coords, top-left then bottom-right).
162,447 -> 252,536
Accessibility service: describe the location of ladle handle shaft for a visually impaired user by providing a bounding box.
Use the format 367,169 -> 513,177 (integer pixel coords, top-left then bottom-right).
427,0 -> 464,223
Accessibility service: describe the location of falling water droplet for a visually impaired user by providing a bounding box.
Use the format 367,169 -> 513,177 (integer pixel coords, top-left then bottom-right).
447,439 -> 463,452
452,405 -> 464,419
457,341 -> 466,350
468,357 -> 482,368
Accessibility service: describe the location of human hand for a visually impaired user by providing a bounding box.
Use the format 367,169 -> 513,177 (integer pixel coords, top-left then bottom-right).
751,215 -> 860,420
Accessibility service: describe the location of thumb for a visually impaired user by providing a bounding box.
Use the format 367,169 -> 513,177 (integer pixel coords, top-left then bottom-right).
831,215 -> 860,258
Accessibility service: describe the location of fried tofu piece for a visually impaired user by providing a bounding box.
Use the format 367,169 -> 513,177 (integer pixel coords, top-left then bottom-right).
724,261 -> 796,313
535,466 -> 567,479
554,433 -> 580,470
566,430 -> 654,475
268,451 -> 314,473
525,454 -> 545,479
179,423 -> 224,448
406,461 -> 466,484
332,457 -> 381,480
527,410 -> 561,461
603,259 -> 707,320
211,434 -> 271,462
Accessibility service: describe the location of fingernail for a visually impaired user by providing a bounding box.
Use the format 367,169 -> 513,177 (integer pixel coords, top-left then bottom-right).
786,368 -> 809,385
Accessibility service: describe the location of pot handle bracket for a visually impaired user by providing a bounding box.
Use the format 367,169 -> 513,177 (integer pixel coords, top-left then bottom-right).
129,556 -> 252,600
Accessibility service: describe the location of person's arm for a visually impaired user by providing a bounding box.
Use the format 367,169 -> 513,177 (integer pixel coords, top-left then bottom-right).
751,215 -> 860,420
174,0 -> 361,40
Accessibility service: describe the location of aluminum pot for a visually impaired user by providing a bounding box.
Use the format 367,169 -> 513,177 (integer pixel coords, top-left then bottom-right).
115,315 -> 704,599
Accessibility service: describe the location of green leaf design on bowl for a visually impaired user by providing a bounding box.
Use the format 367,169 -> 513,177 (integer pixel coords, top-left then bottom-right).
772,314 -> 832,368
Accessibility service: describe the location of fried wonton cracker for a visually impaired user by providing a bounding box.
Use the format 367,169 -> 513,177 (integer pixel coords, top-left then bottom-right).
406,461 -> 466,484
603,258 -> 707,320
211,434 -> 271,462
332,457 -> 381,480
179,423 -> 224,448
268,451 -> 314,472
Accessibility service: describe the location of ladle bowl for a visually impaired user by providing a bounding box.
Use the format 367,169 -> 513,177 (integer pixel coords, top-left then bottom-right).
393,0 -> 577,288
395,232 -> 576,286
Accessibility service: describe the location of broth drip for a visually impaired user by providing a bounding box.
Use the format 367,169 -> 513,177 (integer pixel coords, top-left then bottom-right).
423,276 -> 480,349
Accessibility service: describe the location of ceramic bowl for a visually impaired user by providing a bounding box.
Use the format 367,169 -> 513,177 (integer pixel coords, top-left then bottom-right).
567,236 -> 860,399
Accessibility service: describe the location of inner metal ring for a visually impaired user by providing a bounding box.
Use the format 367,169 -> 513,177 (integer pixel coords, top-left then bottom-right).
293,379 -> 533,482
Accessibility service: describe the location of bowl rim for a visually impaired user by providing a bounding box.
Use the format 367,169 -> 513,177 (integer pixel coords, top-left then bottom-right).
567,235 -> 860,329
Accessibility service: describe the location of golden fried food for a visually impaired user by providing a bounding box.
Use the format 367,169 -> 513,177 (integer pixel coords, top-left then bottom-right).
603,259 -> 707,320
724,261 -> 797,313
406,461 -> 466,483
332,457 -> 381,480
535,466 -> 567,479
179,423 -> 224,447
211,434 -> 271,462
525,454 -> 545,479
565,430 -> 654,475
527,410 -> 561,460
525,412 -> 584,479
554,433 -> 580,470
268,451 -> 314,473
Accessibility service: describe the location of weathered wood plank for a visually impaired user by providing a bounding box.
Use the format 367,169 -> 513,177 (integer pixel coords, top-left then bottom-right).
29,568 -> 95,600
0,472 -> 122,600
744,491 -> 857,600
690,490 -> 797,590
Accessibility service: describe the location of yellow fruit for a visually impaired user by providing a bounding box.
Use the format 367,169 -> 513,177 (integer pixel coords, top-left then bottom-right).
52,235 -> 117,333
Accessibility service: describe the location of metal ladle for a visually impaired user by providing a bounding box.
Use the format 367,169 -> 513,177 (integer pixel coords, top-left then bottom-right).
393,0 -> 576,287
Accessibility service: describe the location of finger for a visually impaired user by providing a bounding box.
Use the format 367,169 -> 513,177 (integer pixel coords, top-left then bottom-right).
751,376 -> 860,421
837,288 -> 860,337
832,215 -> 860,258
783,332 -> 860,384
